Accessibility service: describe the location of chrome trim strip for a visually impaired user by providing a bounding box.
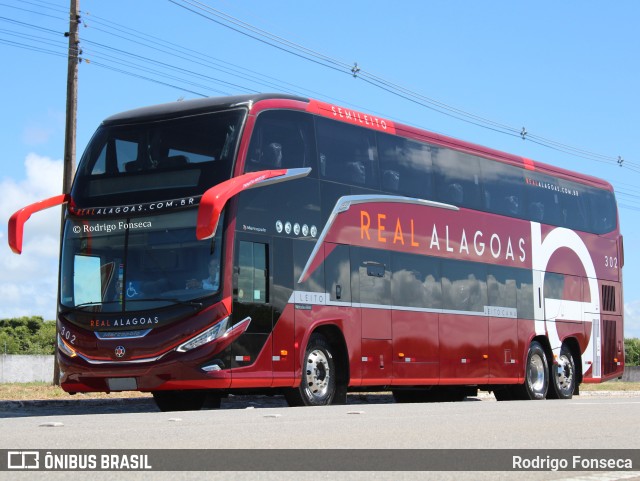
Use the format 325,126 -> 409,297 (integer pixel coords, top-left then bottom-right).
248,167 -> 311,190
223,316 -> 251,337
73,350 -> 170,365
94,329 -> 152,340
298,194 -> 457,283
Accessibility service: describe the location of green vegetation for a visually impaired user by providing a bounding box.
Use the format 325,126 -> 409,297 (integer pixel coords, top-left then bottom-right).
0,317 -> 55,355
626,338 -> 640,366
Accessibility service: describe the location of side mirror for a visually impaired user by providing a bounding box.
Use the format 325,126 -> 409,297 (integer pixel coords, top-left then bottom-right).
8,194 -> 70,254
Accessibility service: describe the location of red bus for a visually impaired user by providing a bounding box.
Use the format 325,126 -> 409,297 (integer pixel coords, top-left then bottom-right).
9,94 -> 624,410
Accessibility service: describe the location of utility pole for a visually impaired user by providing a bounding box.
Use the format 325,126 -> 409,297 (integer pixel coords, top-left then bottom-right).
63,0 -> 79,194
54,0 -> 80,386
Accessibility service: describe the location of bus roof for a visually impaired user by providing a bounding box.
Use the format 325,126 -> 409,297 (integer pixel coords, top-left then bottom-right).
101,93 -> 613,192
102,93 -> 308,125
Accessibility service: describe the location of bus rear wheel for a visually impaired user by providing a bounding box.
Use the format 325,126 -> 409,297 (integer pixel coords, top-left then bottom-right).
152,390 -> 220,412
285,333 -> 337,406
548,344 -> 576,400
513,341 -> 549,400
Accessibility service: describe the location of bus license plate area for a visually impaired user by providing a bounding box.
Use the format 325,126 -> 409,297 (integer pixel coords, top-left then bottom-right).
106,377 -> 137,391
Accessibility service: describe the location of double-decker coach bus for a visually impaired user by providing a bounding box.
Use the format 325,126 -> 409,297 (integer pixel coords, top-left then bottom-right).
9,94 -> 624,410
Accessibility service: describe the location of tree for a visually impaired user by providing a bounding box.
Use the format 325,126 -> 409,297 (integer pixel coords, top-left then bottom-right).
0,317 -> 55,355
624,338 -> 640,367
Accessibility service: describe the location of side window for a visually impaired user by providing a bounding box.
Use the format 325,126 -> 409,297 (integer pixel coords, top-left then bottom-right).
433,148 -> 483,209
324,244 -> 351,303
486,265 -> 533,319
544,273 -> 582,302
543,272 -> 564,300
481,159 -> 525,218
358,248 -> 390,306
237,241 -> 268,303
441,259 -> 487,313
588,187 -> 617,234
245,110 -> 316,174
316,117 -> 379,188
391,252 -> 442,309
523,172 -> 563,226
487,265 -> 517,309
559,179 -> 591,232
377,133 -> 434,198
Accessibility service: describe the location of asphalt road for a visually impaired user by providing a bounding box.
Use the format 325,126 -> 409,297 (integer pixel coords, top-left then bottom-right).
1,392 -> 639,481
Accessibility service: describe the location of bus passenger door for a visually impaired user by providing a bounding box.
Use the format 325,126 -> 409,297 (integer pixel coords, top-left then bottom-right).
231,235 -> 273,386
271,236 -> 296,387
356,247 -> 392,384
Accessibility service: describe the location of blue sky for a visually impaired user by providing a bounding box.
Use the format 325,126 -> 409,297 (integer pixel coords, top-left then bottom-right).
1,0 -> 639,337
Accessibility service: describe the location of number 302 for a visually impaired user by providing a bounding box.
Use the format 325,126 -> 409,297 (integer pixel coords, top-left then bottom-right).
60,325 -> 76,345
605,256 -> 618,268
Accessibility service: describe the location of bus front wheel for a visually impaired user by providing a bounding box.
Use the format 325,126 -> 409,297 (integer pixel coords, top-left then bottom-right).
285,333 -> 337,406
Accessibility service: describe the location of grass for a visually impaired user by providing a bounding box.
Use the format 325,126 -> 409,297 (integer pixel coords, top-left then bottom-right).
580,381 -> 640,391
0,382 -> 151,401
0,381 -> 639,401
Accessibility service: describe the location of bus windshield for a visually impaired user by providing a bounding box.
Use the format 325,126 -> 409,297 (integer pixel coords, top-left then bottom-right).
60,209 -> 224,313
71,109 -> 244,206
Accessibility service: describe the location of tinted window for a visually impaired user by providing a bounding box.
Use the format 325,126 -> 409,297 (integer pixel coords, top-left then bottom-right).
433,147 -> 483,209
481,159 -> 525,218
487,265 -> 534,319
358,248 -> 390,306
316,117 -> 379,188
377,133 -> 433,198
325,244 -> 352,303
441,259 -> 487,312
543,272 -> 564,300
293,240 -> 324,293
391,252 -> 442,309
245,110 -> 316,174
589,188 -> 617,234
523,172 -> 563,225
557,179 -> 591,232
73,110 -> 243,206
237,241 -> 268,303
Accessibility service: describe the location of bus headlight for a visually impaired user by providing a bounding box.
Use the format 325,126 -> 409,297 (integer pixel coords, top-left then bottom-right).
57,335 -> 77,358
177,317 -> 229,353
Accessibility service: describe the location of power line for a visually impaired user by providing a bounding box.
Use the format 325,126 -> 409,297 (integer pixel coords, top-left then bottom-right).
2,2 -> 639,214
169,0 -> 636,173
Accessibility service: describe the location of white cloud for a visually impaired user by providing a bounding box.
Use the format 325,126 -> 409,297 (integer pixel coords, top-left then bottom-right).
624,300 -> 640,339
0,153 -> 63,320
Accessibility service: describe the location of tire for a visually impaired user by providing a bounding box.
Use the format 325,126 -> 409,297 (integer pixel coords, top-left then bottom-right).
547,344 -> 576,400
513,341 -> 549,400
152,390 -> 219,412
284,333 -> 338,406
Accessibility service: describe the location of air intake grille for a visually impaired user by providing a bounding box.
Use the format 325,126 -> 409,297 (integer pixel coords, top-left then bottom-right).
602,285 -> 616,312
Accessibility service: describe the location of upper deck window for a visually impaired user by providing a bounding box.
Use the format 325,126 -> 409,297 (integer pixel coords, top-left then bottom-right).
72,109 -> 244,206
316,116 -> 379,189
